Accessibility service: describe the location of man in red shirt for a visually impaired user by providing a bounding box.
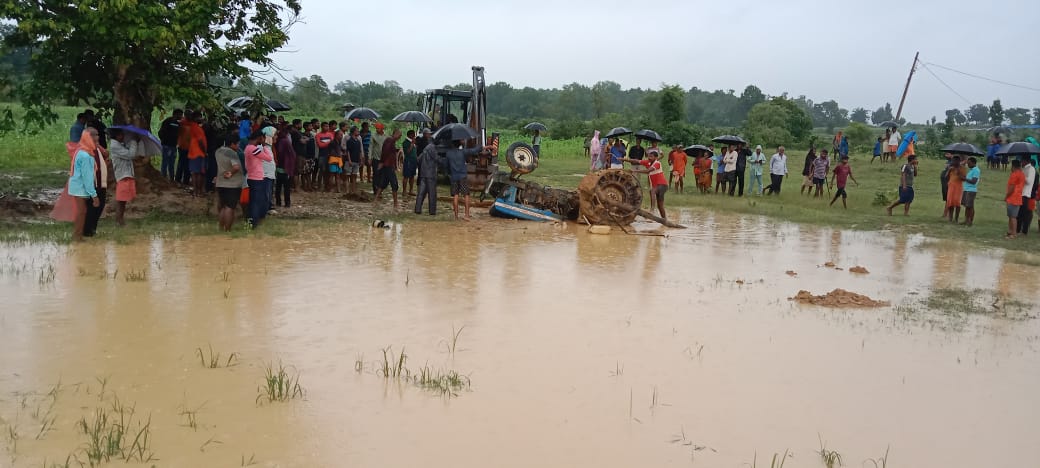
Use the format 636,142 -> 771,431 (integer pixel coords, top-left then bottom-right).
623,149 -> 669,220
1006,159 -> 1026,239
374,128 -> 402,209
829,156 -> 859,209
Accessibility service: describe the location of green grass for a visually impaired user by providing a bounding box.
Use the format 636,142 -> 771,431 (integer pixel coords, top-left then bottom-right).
527,145 -> 1039,252
196,344 -> 238,369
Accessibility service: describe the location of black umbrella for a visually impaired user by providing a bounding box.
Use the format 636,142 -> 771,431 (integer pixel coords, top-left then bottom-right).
878,121 -> 899,129
988,125 -> 1014,135
684,144 -> 712,157
345,107 -> 380,120
266,100 -> 292,112
392,111 -> 432,123
635,129 -> 662,142
524,122 -> 548,132
996,142 -> 1040,156
605,127 -> 632,138
940,142 -> 984,156
433,123 -> 479,141
712,135 -> 747,145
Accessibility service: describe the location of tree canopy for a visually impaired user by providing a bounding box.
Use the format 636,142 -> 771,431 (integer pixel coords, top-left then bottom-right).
0,0 -> 301,129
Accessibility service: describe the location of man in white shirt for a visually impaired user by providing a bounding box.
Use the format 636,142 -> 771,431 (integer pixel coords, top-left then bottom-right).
765,146 -> 788,195
722,148 -> 738,196
1018,158 -> 1036,235
888,127 -> 901,160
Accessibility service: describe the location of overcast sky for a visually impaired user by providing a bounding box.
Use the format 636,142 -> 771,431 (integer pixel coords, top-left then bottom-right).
269,0 -> 1040,123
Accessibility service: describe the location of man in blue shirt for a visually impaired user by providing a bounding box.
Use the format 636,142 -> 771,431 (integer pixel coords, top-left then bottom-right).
70,113 -> 87,143
445,140 -> 492,221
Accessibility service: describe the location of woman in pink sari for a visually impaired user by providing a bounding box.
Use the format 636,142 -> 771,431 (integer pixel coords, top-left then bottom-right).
588,130 -> 602,171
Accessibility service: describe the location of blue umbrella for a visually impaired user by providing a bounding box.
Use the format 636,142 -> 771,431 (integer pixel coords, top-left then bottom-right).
109,125 -> 162,157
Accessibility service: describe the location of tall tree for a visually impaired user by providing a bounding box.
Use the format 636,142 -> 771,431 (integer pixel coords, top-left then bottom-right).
658,84 -> 685,124
1034,108 -> 1040,125
1004,107 -> 1031,125
945,108 -> 966,126
966,104 -> 989,126
0,0 -> 301,129
871,103 -> 894,125
989,99 -> 1004,126
736,85 -> 766,122
850,107 -> 869,123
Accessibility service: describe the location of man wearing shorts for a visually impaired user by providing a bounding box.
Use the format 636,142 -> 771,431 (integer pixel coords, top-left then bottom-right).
810,149 -> 830,198
888,127 -> 901,162
185,112 -> 208,197
215,135 -> 244,231
373,128 -> 402,209
829,156 -> 858,209
446,139 -> 493,221
623,150 -> 669,220
887,155 -> 918,216
344,127 -> 363,195
108,128 -> 139,227
1006,160 -> 1025,238
961,157 -> 980,226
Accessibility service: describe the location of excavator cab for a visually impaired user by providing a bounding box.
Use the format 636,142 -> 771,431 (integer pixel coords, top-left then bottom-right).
420,66 -> 498,192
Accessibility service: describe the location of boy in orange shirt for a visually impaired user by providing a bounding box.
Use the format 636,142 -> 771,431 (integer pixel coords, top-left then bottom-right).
668,144 -> 687,193
1006,159 -> 1025,239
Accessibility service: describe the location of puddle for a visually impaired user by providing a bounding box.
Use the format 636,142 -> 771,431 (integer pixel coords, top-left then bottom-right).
1,211 -> 1038,467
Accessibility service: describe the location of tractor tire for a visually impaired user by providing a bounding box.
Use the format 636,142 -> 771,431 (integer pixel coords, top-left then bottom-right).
577,169 -> 643,225
505,142 -> 538,175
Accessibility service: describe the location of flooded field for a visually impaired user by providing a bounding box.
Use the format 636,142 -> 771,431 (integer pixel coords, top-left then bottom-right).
2,211 -> 1039,467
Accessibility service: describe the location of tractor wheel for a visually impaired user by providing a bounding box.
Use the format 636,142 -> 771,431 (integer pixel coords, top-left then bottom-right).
577,169 -> 642,225
505,142 -> 538,175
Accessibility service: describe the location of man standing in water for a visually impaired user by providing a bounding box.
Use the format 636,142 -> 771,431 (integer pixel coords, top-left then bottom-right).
415,132 -> 439,216
446,140 -> 493,221
887,155 -> 918,216
108,128 -> 139,227
215,135 -> 244,231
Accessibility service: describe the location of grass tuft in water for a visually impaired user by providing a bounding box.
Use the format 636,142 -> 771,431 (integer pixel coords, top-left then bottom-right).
414,364 -> 471,397
865,446 -> 890,468
77,396 -> 155,464
817,434 -> 843,468
925,287 -> 1033,319
241,453 -> 258,466
379,346 -> 409,379
256,362 -> 304,405
354,353 -> 364,373
123,269 -> 147,282
196,344 -> 238,368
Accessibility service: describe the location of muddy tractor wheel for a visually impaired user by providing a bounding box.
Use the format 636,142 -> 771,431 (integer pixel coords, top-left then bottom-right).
577,169 -> 643,225
505,142 -> 538,175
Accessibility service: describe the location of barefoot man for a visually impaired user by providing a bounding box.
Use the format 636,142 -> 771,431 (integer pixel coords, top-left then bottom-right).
446,140 -> 492,221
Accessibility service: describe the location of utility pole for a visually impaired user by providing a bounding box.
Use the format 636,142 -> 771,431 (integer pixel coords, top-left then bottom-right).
894,52 -> 919,122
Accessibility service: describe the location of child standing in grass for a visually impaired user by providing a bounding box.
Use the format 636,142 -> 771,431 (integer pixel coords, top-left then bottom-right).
829,156 -> 858,208
871,137 -> 882,164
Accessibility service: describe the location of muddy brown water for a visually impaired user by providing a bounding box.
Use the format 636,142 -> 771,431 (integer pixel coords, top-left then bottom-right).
1,211 -> 1039,467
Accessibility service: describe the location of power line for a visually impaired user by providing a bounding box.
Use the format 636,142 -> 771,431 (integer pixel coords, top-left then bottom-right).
924,61 -> 1040,93
919,63 -> 975,107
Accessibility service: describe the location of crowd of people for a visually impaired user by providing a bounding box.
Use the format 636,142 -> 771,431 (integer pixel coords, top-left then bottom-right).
58,109 -> 1040,240
59,107 -> 502,240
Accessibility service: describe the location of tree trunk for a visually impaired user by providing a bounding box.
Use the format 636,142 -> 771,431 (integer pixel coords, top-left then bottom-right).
112,63 -> 177,195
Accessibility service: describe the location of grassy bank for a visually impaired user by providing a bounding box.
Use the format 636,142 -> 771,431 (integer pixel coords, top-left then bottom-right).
0,105 -> 1034,251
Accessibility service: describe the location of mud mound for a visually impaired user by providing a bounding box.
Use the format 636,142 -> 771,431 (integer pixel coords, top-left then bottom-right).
791,289 -> 889,308
849,266 -> 870,274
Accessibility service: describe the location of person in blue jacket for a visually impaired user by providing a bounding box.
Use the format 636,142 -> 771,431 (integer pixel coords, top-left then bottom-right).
871,137 -> 883,164
69,128 -> 102,242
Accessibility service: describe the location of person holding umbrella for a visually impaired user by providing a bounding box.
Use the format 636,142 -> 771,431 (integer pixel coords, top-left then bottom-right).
446,140 -> 494,221
532,129 -> 542,157
108,128 -> 139,227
